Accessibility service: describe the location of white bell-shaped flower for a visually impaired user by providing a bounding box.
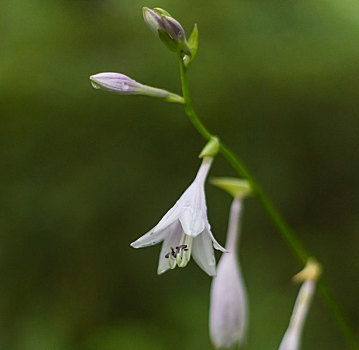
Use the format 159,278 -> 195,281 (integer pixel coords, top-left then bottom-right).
131,156 -> 226,276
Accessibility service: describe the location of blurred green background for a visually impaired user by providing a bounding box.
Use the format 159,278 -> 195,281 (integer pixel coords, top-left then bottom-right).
1,0 -> 358,349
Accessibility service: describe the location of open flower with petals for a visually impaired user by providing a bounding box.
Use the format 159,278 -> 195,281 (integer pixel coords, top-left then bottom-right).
131,156 -> 226,276
210,197 -> 249,349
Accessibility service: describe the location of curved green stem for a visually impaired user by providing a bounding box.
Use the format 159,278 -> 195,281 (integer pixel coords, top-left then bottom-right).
179,57 -> 359,350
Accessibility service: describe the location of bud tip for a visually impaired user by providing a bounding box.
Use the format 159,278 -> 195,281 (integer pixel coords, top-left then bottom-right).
210,177 -> 252,199
199,136 -> 220,158
293,257 -> 322,283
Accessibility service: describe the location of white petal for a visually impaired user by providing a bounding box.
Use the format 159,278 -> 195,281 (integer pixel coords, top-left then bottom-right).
152,193 -> 185,233
157,223 -> 183,275
279,280 -> 315,350
278,328 -> 300,350
130,221 -> 178,248
210,253 -> 248,348
180,207 -> 205,237
192,231 -> 216,276
207,229 -> 227,253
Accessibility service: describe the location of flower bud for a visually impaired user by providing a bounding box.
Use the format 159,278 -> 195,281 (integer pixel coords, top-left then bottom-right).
278,259 -> 321,350
90,73 -> 146,95
161,16 -> 186,43
90,72 -> 184,103
142,7 -> 166,36
142,7 -> 191,56
209,198 -> 248,349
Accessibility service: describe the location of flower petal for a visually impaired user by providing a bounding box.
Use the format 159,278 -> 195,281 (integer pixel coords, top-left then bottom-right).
278,328 -> 300,350
192,231 -> 216,276
207,229 -> 227,253
179,207 -> 205,237
130,220 -> 178,248
157,223 -> 183,274
152,198 -> 183,233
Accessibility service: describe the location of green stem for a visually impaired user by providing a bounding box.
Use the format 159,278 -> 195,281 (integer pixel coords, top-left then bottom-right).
179,57 -> 359,350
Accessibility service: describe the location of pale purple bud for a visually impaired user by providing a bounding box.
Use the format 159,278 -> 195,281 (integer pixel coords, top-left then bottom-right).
162,16 -> 186,43
90,72 -> 180,101
90,73 -> 144,95
209,199 -> 248,349
90,73 -> 170,98
143,7 -> 166,36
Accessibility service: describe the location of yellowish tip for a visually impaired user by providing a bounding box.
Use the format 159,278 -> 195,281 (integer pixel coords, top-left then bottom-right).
210,177 -> 252,199
293,257 -> 322,283
199,136 -> 220,158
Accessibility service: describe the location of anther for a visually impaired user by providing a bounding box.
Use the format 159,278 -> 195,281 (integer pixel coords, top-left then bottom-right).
165,237 -> 192,270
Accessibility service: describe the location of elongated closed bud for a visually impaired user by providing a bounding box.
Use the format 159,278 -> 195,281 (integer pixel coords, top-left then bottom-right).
278,258 -> 322,350
210,195 -> 250,349
90,73 -> 184,103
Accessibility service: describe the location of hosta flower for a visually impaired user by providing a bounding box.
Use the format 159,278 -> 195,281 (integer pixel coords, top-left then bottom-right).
131,154 -> 226,276
278,259 -> 322,350
209,196 -> 249,349
90,72 -> 184,103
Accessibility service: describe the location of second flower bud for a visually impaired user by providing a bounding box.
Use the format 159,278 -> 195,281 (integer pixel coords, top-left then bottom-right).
143,7 -> 191,56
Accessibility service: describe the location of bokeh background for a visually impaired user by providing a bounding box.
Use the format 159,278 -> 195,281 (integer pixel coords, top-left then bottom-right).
1,0 -> 359,349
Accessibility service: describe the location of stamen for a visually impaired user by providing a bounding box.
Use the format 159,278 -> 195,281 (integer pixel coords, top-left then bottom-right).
168,255 -> 176,269
165,234 -> 193,270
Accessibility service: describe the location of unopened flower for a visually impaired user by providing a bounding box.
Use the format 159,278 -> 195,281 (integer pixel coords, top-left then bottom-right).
90,72 -> 184,103
142,7 -> 191,55
161,16 -> 186,43
143,7 -> 186,43
278,259 -> 322,350
209,196 -> 249,349
142,7 -> 167,36
131,141 -> 225,275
